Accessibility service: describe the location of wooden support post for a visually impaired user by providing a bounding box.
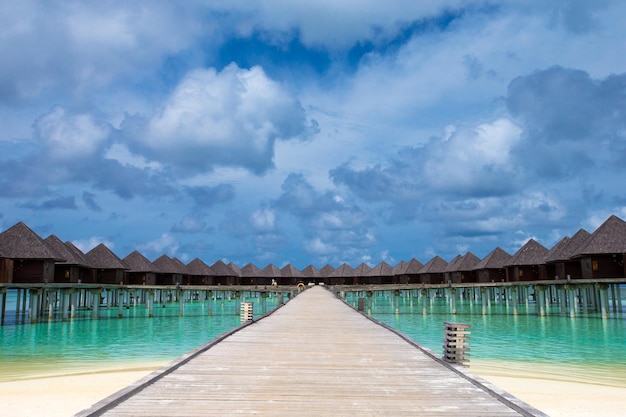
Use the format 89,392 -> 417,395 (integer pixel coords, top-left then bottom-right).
449,288 -> 457,315
511,287 -> 518,315
597,284 -> 609,319
421,289 -> 428,315
91,290 -> 100,320
70,290 -> 77,318
0,288 -> 6,326
178,290 -> 185,317
207,291 -> 213,316
481,288 -> 488,315
148,290 -> 154,318
535,285 -> 546,316
616,284 -> 623,313
61,290 -> 69,321
610,284 -> 618,313
118,289 -> 124,318
29,289 -> 40,323
567,287 -> 576,318
394,290 -> 400,314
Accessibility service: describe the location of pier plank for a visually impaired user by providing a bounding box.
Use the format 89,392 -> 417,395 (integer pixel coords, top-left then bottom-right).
82,286 -> 545,417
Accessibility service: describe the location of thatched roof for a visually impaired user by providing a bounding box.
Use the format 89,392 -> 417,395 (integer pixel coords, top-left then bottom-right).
301,264 -> 321,278
456,252 -> 481,271
504,239 -> 548,266
186,258 -> 214,276
353,263 -> 372,276
319,264 -> 335,277
210,260 -> 237,277
392,260 -> 407,275
418,256 -> 448,274
227,262 -> 242,277
404,258 -> 424,274
366,261 -> 393,276
153,254 -> 179,274
44,235 -> 88,266
571,215 -> 626,256
327,263 -> 353,277
473,247 -> 511,270
281,264 -> 305,278
123,250 -> 160,273
543,236 -> 570,264
85,243 -> 127,269
241,263 -> 267,277
171,257 -> 190,274
65,241 -> 89,265
0,222 -> 64,261
263,264 -> 282,278
444,255 -> 463,273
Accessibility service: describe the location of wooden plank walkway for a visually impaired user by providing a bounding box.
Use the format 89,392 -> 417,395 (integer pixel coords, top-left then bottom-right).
77,286 -> 547,417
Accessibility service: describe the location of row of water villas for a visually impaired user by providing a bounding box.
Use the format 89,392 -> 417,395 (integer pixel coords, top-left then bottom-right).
0,215 -> 625,323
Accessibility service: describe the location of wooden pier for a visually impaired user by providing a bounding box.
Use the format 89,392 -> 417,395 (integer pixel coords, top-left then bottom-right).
77,286 -> 546,417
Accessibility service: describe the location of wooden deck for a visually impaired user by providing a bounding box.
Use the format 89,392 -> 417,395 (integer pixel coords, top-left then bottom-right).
77,286 -> 547,417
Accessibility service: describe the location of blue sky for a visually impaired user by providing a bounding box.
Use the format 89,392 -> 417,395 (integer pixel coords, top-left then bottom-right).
1,1 -> 625,269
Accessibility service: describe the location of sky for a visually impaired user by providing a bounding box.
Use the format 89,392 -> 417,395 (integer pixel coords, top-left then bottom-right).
1,1 -> 626,269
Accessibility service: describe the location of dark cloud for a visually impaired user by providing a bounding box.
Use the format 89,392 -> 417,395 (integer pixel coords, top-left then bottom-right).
82,191 -> 102,212
185,184 -> 235,207
18,196 -> 77,211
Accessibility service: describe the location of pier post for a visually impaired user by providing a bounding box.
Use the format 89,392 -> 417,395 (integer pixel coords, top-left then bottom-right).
394,290 -> 400,314
178,290 -> 185,317
91,290 -> 101,320
597,284 -> 609,319
481,288 -> 487,315
207,291 -> 213,316
610,284 -> 618,313
421,289 -> 428,315
0,287 -> 6,326
118,289 -> 124,318
61,290 -> 69,321
148,290 -> 154,318
565,285 -> 576,318
449,288 -> 457,315
29,289 -> 40,323
70,290 -> 77,318
261,292 -> 268,315
511,287 -> 519,315
535,285 -> 546,316
616,284 -> 623,313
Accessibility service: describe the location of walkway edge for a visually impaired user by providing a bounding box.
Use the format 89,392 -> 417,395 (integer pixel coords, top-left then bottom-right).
332,288 -> 549,417
74,291 -> 302,417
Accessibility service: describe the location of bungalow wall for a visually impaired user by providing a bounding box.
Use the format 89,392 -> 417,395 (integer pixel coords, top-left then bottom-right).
54,265 -> 91,283
477,268 -> 506,283
419,273 -> 444,284
94,269 -> 125,284
452,270 -> 478,284
580,255 -> 625,279
214,276 -> 238,285
11,260 -> 55,283
506,265 -> 545,282
0,259 -> 13,283
127,272 -> 156,285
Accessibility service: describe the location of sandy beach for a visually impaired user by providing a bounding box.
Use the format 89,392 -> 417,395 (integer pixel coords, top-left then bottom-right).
1,361 -> 625,417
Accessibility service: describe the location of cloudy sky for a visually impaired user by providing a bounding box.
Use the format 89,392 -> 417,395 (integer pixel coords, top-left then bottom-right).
1,1 -> 625,269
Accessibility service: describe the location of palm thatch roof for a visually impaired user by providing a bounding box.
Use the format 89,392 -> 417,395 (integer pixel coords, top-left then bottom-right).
281,264 -> 305,278
444,255 -> 463,273
187,258 -> 214,276
392,260 -> 408,275
352,263 -> 372,276
263,264 -> 282,278
366,261 -> 393,276
571,215 -> 626,256
473,247 -> 511,270
327,263 -> 353,277
418,256 -> 448,273
456,252 -> 481,271
227,262 -> 242,277
543,236 -> 571,264
0,222 -> 64,260
65,241 -> 89,265
44,235 -> 88,266
319,264 -> 335,277
301,264 -> 321,278
504,239 -> 548,266
153,254 -> 179,274
404,258 -> 424,274
171,257 -> 190,274
241,263 -> 267,278
85,243 -> 127,269
123,250 -> 160,273
210,260 -> 237,277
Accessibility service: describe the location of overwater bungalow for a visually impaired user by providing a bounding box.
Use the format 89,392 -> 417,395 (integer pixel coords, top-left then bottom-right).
301,264 -> 323,285
0,222 -> 64,283
503,239 -> 548,282
319,264 -> 335,285
350,263 -> 371,285
153,255 -> 182,285
392,261 -> 408,283
123,250 -> 159,285
443,255 -> 463,284
211,260 -> 239,285
45,235 -> 92,283
171,257 -> 191,284
227,263 -> 242,283
240,263 -> 270,286
281,264 -> 305,286
263,264 -> 284,284
327,263 -> 354,285
417,256 -> 448,284
446,252 -> 481,284
85,243 -> 128,284
366,261 -> 394,284
544,229 -> 590,280
570,215 -> 626,279
186,258 -> 214,285
472,247 -> 511,283
401,258 -> 424,284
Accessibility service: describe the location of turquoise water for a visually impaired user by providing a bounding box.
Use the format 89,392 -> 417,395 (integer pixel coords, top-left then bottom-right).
341,290 -> 626,386
0,290 -> 281,381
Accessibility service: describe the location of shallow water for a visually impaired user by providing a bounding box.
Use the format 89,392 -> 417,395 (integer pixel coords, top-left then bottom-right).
0,291 -> 280,381
342,290 -> 626,387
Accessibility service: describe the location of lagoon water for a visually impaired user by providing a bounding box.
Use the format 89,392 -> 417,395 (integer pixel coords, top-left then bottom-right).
1,288 -> 625,390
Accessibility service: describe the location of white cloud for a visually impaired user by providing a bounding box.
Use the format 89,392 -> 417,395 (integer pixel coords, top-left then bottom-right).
250,207 -> 276,232
137,233 -> 180,257
71,236 -> 114,253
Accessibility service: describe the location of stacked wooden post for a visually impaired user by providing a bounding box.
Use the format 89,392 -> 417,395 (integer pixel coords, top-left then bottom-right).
443,322 -> 471,367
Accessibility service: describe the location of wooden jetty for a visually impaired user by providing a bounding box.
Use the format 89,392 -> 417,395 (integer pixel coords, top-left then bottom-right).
77,286 -> 546,417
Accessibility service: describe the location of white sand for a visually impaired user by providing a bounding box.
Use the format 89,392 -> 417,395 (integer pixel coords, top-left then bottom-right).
1,362 -> 625,416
